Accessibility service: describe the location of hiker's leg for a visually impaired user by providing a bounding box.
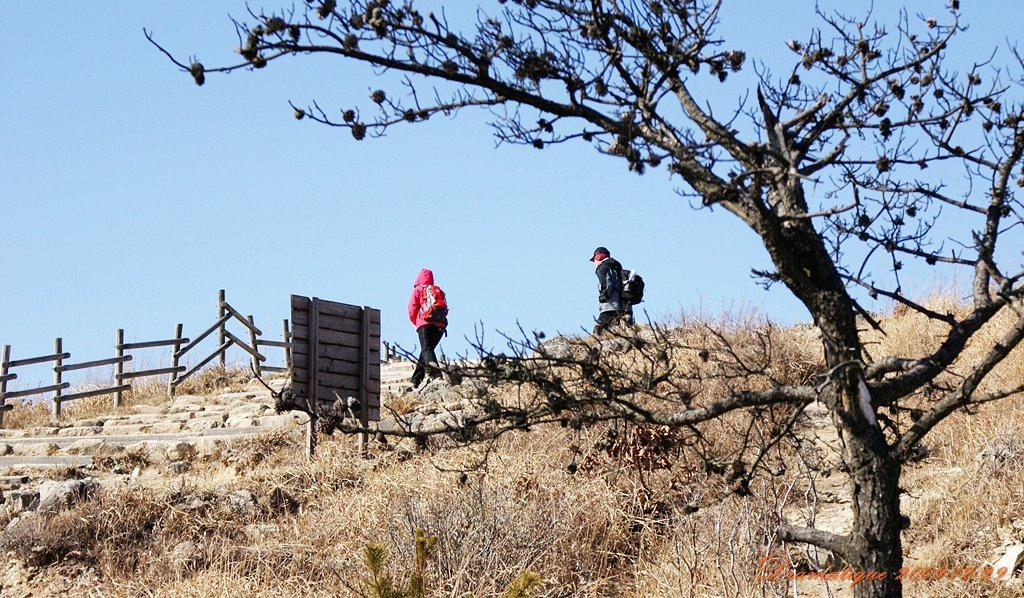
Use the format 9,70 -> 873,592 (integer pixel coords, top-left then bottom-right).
421,325 -> 444,379
594,311 -> 617,335
411,326 -> 432,386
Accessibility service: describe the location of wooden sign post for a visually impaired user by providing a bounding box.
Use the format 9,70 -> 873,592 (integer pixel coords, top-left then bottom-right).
288,295 -> 381,458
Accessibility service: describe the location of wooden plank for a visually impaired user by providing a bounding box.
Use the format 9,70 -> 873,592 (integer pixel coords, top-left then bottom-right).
293,343 -> 381,364
223,330 -> 266,362
168,323 -> 183,398
3,352 -> 71,368
292,309 -> 380,328
0,345 -> 9,426
291,294 -> 310,310
295,351 -> 353,369
1,383 -> 71,400
53,338 -> 64,418
260,365 -> 289,373
174,313 -> 232,359
59,384 -> 133,403
173,340 -> 234,385
118,338 -> 192,350
317,313 -> 362,335
255,339 -> 292,348
114,329 -> 124,408
218,290 -> 226,369
56,355 -> 133,373
308,297 -> 320,416
116,366 -> 186,380
283,319 -> 293,371
220,301 -> 262,336
292,324 -> 357,349
292,325 -> 381,351
292,366 -> 378,385
359,307 -> 371,426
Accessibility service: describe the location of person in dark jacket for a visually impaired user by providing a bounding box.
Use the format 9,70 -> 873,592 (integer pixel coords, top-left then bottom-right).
407,268 -> 447,388
590,246 -> 625,334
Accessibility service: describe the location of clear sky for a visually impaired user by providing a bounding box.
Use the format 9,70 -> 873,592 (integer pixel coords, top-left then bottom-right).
0,1 -> 1017,390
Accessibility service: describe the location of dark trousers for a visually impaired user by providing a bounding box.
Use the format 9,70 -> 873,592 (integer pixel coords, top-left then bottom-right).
593,310 -> 622,335
411,324 -> 444,386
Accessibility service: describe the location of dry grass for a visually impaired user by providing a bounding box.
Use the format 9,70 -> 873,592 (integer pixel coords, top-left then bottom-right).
3,295 -> 1024,597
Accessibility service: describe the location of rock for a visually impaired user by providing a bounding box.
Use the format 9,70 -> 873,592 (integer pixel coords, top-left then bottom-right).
0,444 -> 11,456
101,424 -> 153,436
63,439 -> 121,456
992,544 -> 1024,580
534,336 -> 575,360
167,461 -> 193,475
123,441 -> 193,464
252,414 -> 302,428
177,493 -> 207,511
149,422 -> 186,434
193,438 -> 226,458
185,417 -> 223,432
4,490 -> 39,514
228,490 -> 258,517
57,426 -> 104,437
12,442 -> 59,457
976,436 -> 1022,473
0,476 -> 28,491
38,479 -> 100,512
71,419 -> 103,428
244,523 -> 280,537
170,540 -> 204,572
599,337 -> 632,353
166,442 -> 197,462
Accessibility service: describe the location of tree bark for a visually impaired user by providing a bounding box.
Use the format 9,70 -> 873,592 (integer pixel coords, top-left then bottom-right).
760,183 -> 905,598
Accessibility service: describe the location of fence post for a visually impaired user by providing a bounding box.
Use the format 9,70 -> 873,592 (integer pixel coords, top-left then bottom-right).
217,289 -> 226,369
1,345 -> 10,427
52,338 -> 64,419
248,315 -> 262,376
282,319 -> 292,371
114,329 -> 124,409
168,323 -> 183,398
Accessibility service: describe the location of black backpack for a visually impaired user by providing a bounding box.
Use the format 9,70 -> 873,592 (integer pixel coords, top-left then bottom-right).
621,269 -> 645,305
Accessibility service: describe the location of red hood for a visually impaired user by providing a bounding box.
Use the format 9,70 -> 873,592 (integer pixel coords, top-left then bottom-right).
414,268 -> 434,286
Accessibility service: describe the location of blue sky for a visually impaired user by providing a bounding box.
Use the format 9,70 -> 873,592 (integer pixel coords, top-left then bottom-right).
0,1 -> 1017,390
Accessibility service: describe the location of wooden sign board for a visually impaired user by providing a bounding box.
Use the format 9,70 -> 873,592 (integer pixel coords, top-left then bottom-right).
289,295 -> 381,423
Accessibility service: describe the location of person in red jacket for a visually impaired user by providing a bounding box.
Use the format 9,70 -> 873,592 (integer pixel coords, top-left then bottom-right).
407,268 -> 447,388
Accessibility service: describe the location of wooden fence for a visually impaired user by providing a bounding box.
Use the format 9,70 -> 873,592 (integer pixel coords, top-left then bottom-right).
0,290 -> 291,427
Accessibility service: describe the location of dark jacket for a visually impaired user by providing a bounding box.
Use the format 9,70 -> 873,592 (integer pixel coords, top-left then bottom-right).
595,257 -> 624,313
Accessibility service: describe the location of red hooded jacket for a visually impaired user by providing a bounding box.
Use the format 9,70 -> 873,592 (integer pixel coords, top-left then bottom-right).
407,268 -> 447,329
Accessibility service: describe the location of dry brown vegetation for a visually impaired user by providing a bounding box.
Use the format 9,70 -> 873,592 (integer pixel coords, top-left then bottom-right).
2,298 -> 1023,597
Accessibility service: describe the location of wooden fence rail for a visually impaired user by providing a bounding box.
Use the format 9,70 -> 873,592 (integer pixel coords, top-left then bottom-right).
0,290 -> 293,426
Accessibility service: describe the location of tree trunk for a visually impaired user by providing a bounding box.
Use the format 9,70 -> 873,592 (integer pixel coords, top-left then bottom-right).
761,184 -> 906,597
844,428 -> 904,598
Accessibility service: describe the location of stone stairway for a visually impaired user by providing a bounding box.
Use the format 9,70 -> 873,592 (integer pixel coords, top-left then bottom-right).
380,360 -> 415,393
0,384 -> 309,469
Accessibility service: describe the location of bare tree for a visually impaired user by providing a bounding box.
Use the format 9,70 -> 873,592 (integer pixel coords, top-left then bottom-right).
150,1 -> 1024,596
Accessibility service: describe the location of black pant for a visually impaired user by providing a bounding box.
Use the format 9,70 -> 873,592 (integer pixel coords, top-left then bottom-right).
593,310 -> 622,335
411,324 -> 444,386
